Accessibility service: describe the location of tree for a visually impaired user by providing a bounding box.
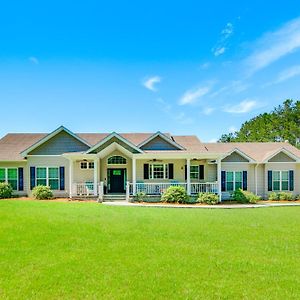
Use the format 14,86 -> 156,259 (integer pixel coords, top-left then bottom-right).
218,99 -> 300,148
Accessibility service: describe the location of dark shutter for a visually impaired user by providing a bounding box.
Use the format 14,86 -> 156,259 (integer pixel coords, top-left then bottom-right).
199,165 -> 204,180
243,171 -> 248,190
267,170 -> 272,191
184,165 -> 187,180
289,170 -> 294,191
221,171 -> 226,192
59,166 -> 65,191
168,163 -> 174,179
30,167 -> 36,190
18,168 -> 24,191
144,164 -> 149,179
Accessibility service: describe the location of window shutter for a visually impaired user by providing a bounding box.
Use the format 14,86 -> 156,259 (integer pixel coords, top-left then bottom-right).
243,171 -> 248,190
221,171 -> 226,192
184,165 -> 187,180
18,168 -> 24,191
144,164 -> 149,179
59,166 -> 65,191
30,167 -> 36,190
199,165 -> 204,180
267,170 -> 272,191
168,163 -> 174,179
289,170 -> 294,191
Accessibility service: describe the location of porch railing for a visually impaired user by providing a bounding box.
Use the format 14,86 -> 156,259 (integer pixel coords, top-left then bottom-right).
190,182 -> 218,194
73,182 -> 95,196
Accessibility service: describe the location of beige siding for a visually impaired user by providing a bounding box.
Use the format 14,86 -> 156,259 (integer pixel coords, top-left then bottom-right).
265,162 -> 299,197
0,161 -> 27,196
100,150 -> 132,185
222,152 -> 249,163
73,161 -> 94,183
256,165 -> 265,198
27,156 -> 70,197
268,152 -> 296,162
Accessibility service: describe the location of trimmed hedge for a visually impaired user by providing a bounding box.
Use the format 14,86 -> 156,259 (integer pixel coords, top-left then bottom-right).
197,192 -> 219,205
231,189 -> 261,204
32,185 -> 53,200
161,186 -> 189,204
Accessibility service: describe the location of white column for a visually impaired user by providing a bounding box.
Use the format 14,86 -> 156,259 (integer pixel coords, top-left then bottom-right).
186,158 -> 191,195
69,159 -> 73,198
93,158 -> 98,196
217,158 -> 222,202
132,158 -> 136,195
255,164 -> 258,195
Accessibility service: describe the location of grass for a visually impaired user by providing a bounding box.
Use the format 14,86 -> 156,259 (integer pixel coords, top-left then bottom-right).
1,200 -> 300,299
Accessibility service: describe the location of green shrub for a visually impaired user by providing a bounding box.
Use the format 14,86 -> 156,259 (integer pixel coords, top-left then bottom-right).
32,185 -> 53,200
134,192 -> 146,202
268,191 -> 294,201
161,186 -> 189,203
197,192 -> 219,205
232,189 -> 261,204
0,182 -> 13,199
278,192 -> 294,201
268,192 -> 279,201
294,194 -> 300,201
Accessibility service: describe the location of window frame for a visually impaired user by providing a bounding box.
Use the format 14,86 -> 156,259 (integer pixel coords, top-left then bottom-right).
190,165 -> 199,180
35,166 -> 60,190
80,161 -> 94,170
107,156 -> 127,165
225,171 -> 243,192
272,170 -> 289,191
0,168 -> 18,191
149,163 -> 169,180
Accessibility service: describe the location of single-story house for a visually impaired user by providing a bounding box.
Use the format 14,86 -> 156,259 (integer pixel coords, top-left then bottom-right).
0,125 -> 300,201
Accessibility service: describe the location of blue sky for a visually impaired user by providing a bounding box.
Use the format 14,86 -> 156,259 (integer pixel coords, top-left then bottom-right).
1,1 -> 300,141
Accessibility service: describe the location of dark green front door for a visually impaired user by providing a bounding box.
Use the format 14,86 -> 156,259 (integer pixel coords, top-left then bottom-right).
108,168 -> 126,193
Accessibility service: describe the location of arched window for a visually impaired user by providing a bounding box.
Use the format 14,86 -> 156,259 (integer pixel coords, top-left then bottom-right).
107,155 -> 127,164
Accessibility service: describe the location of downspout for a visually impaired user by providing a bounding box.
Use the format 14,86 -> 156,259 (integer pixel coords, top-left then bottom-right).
255,163 -> 258,196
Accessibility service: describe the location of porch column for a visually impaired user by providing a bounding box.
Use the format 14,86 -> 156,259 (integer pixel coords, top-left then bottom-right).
217,158 -> 222,202
69,159 -> 73,198
132,158 -> 136,195
255,164 -> 258,195
93,158 -> 98,196
186,158 -> 191,195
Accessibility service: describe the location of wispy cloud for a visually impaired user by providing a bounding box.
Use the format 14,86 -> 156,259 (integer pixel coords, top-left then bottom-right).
210,81 -> 250,98
275,65 -> 300,83
143,76 -> 161,91
175,112 -> 194,125
179,85 -> 211,105
224,99 -> 261,114
212,22 -> 234,57
245,17 -> 300,75
202,107 -> 215,115
28,56 -> 39,65
199,62 -> 211,70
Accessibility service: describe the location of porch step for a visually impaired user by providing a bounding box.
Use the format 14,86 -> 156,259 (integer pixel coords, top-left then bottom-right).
72,196 -> 98,201
103,194 -> 127,202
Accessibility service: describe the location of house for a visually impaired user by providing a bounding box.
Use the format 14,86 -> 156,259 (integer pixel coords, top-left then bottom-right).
0,125 -> 300,201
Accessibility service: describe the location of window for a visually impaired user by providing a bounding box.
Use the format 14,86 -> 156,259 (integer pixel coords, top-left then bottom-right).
190,166 -> 199,179
36,167 -> 59,190
108,156 -> 126,164
0,168 -> 18,190
149,164 -> 168,179
80,161 -> 94,169
226,171 -> 243,191
273,171 -> 289,191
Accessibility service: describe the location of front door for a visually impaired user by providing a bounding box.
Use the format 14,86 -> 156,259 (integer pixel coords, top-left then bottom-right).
108,168 -> 126,193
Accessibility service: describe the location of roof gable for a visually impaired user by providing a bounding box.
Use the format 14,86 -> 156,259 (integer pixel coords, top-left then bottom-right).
21,126 -> 90,156
264,148 -> 299,163
86,132 -> 143,154
222,149 -> 254,163
138,132 -> 185,151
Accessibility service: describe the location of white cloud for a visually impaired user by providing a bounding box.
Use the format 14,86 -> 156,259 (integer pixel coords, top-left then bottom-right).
202,107 -> 215,115
224,99 -> 260,114
245,17 -> 300,74
275,65 -> 300,83
28,56 -> 39,65
179,86 -> 211,105
143,76 -> 161,91
213,47 -> 226,57
212,22 -> 234,57
210,81 -> 249,98
207,138 -> 217,143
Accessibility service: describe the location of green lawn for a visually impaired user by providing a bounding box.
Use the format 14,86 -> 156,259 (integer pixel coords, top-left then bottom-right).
1,200 -> 300,299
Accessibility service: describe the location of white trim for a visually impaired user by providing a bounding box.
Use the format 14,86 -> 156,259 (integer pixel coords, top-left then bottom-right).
263,148 -> 300,163
224,171 -> 244,192
21,126 -> 91,157
0,167 -> 18,191
271,170 -> 289,192
35,166 -> 61,191
221,148 -> 255,163
137,131 -> 186,150
217,159 -> 222,201
186,158 -> 191,195
132,158 -> 136,195
86,132 -> 143,154
107,155 -> 127,165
